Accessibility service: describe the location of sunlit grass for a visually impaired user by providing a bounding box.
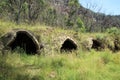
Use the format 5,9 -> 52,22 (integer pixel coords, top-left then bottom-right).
1,49 -> 120,80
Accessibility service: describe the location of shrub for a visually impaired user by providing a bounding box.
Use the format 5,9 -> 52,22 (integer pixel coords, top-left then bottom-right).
107,27 -> 120,35
76,18 -> 86,32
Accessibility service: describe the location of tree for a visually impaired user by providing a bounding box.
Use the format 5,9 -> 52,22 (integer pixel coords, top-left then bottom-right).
76,17 -> 86,32
66,0 -> 80,28
26,0 -> 45,23
6,0 -> 26,24
0,0 -> 46,24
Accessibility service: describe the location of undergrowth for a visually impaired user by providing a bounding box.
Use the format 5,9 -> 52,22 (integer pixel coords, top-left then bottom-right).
1,50 -> 120,80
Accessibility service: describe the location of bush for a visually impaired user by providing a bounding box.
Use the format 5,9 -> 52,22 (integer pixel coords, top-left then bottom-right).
76,18 -> 86,32
107,27 -> 120,35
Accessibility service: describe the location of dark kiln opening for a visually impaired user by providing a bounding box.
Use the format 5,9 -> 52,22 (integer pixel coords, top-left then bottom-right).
8,31 -> 39,54
60,39 -> 77,52
114,39 -> 120,52
92,39 -> 103,50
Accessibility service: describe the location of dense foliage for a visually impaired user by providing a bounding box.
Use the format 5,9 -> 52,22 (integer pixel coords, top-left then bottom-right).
0,0 -> 120,32
0,0 -> 84,29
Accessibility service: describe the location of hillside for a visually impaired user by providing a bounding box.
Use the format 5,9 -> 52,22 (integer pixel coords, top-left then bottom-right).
79,5 -> 120,32
0,0 -> 120,32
